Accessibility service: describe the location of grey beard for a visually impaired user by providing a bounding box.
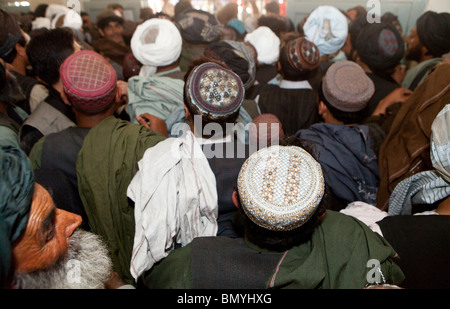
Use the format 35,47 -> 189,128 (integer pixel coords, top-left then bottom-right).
13,229 -> 113,289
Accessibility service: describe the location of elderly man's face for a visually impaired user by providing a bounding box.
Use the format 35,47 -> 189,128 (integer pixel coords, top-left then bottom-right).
12,183 -> 82,274
99,21 -> 124,44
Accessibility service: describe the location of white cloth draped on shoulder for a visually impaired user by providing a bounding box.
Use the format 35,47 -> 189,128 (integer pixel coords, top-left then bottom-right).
127,130 -> 218,281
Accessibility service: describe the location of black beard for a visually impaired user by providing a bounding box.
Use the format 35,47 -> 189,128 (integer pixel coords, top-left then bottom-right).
405,42 -> 423,62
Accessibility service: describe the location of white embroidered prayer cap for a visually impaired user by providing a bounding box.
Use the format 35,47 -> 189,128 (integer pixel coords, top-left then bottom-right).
237,145 -> 325,231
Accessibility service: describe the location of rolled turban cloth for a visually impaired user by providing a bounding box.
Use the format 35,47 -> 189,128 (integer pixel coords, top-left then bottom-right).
0,145 -> 34,286
303,6 -> 348,57
60,50 -> 117,114
244,26 -> 280,65
204,40 -> 256,90
355,22 -> 404,74
416,11 -> 450,58
50,9 -> 83,30
131,18 -> 182,77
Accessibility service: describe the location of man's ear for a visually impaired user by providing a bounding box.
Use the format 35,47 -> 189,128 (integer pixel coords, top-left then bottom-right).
15,43 -> 26,58
115,85 -> 122,103
60,89 -> 71,106
184,105 -> 191,120
98,28 -> 105,37
232,191 -> 239,209
318,101 -> 327,116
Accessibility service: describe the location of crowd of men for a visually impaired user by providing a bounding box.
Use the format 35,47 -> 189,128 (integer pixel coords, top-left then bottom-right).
0,1 -> 449,290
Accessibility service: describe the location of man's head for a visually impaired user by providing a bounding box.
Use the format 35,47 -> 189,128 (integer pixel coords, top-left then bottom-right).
244,26 -> 280,66
303,6 -> 348,57
341,15 -> 369,61
60,50 -> 119,116
234,137 -> 328,251
203,40 -> 256,90
130,18 -> 182,77
265,1 -> 280,15
406,11 -> 450,62
346,5 -> 367,21
26,27 -> 80,87
184,59 -> 244,138
319,60 -> 375,124
174,8 -> 222,45
0,145 -> 112,289
0,9 -> 27,65
354,22 -> 404,77
0,57 -> 25,105
96,9 -> 125,45
278,34 -> 320,81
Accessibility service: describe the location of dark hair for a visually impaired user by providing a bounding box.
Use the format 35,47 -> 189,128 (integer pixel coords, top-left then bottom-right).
34,4 -> 48,18
278,32 -> 312,81
257,15 -> 287,38
26,28 -> 75,86
235,136 -> 329,252
347,16 -> 369,61
319,81 -> 367,124
347,5 -> 367,19
265,1 -> 280,15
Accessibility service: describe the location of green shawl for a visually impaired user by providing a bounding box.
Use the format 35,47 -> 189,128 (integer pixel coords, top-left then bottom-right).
267,211 -> 405,289
76,116 -> 165,285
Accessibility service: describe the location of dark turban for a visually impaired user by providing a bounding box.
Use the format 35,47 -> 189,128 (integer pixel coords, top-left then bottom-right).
0,145 -> 34,286
416,11 -> 450,58
355,22 -> 404,75
204,40 -> 256,90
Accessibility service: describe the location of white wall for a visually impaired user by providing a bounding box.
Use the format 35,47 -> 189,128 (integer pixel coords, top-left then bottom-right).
426,0 -> 450,13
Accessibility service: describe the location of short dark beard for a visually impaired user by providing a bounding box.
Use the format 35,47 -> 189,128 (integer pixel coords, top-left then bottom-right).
405,41 -> 424,62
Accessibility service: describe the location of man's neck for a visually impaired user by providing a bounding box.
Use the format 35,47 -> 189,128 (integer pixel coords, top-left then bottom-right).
11,58 -> 27,76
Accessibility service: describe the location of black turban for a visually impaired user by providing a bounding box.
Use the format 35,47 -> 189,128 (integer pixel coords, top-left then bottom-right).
355,22 -> 405,75
416,11 -> 450,58
0,145 -> 34,287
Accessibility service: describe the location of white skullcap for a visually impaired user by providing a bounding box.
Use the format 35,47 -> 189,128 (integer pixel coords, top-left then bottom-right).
244,26 -> 280,65
31,17 -> 51,30
303,6 -> 348,56
237,145 -> 325,231
131,18 -> 182,77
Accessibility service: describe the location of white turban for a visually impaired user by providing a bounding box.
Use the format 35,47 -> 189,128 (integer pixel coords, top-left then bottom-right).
51,10 -> 83,30
31,17 -> 51,30
244,26 -> 280,65
45,4 -> 70,19
303,6 -> 348,57
131,18 -> 182,77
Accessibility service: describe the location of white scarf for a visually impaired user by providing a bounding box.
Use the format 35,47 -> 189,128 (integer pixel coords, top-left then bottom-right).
127,131 -> 218,281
